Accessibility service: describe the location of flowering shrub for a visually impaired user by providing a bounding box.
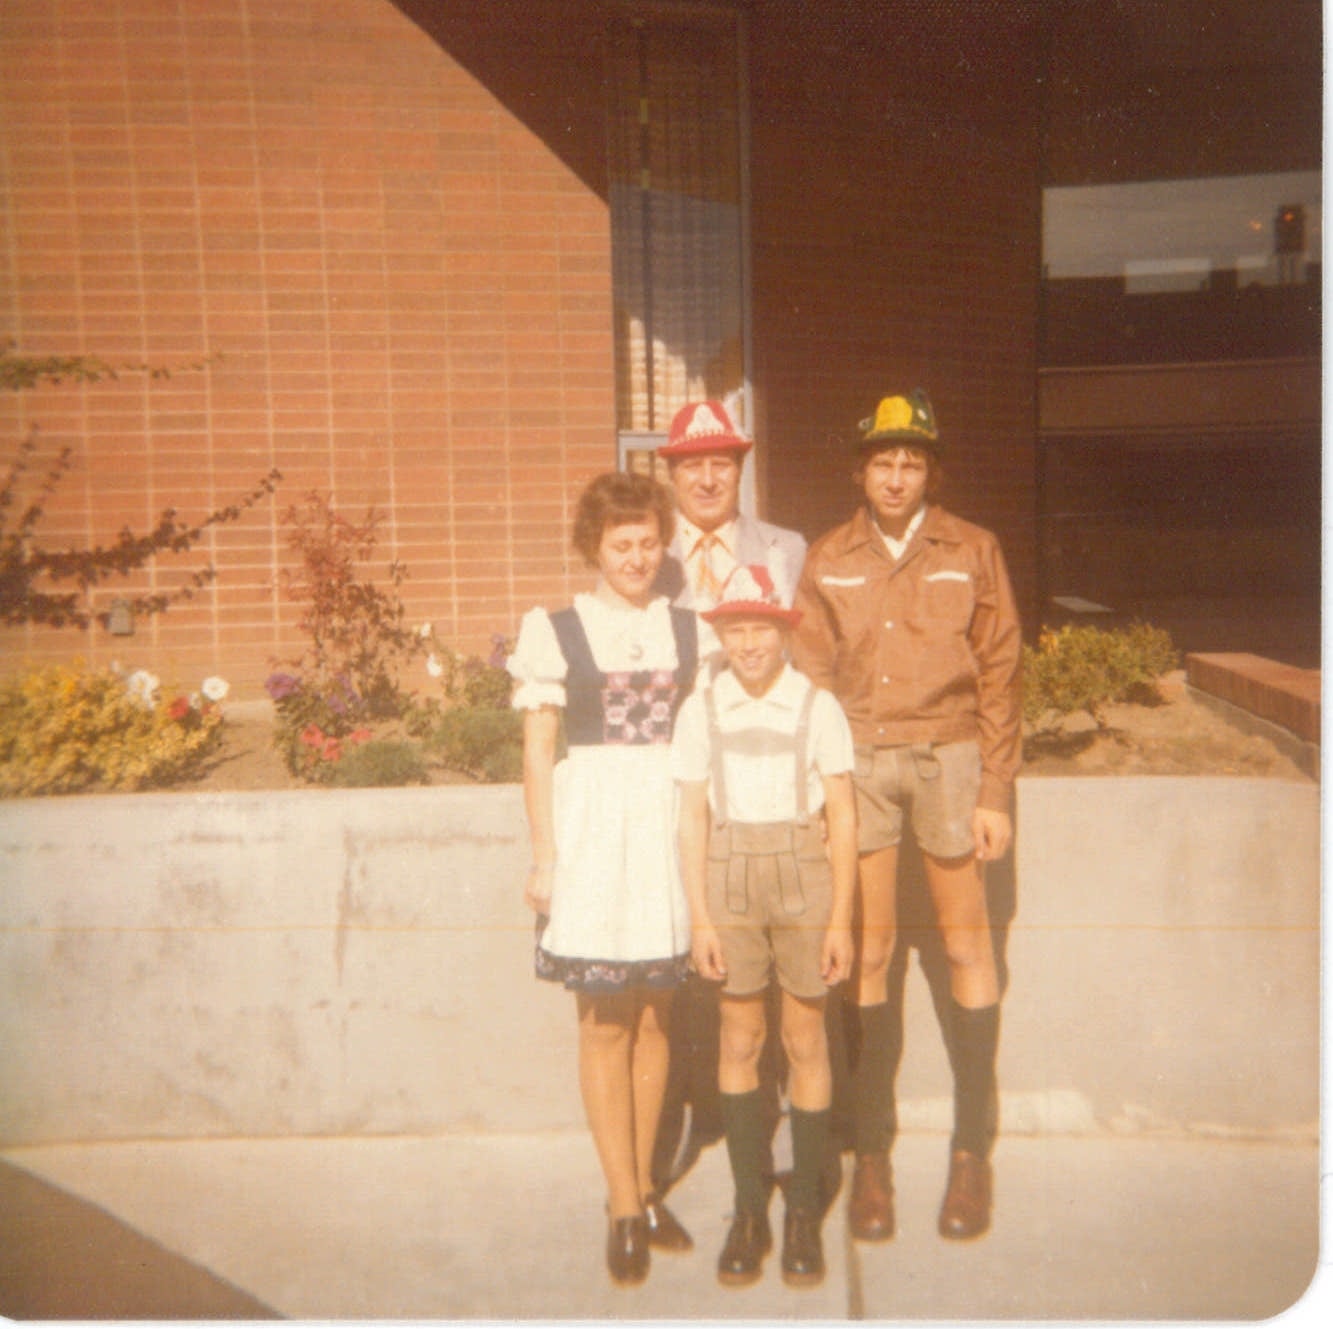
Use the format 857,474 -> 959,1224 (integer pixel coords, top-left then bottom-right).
267,492 -> 426,780
409,628 -> 521,783
320,737 -> 430,788
0,663 -> 226,796
273,492 -> 420,706
418,628 -> 514,711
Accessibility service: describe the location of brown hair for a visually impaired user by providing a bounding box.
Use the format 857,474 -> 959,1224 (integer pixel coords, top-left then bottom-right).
854,443 -> 945,501
571,471 -> 676,566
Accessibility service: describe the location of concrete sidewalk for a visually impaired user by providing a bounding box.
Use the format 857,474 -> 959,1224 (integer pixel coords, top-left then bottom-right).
1,1128 -> 1322,1321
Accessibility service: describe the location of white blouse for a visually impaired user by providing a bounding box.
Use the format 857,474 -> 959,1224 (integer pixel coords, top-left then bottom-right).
507,584 -> 681,711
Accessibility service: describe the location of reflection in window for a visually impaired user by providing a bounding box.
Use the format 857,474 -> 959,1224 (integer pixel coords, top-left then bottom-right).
606,10 -> 746,437
1043,171 -> 1321,292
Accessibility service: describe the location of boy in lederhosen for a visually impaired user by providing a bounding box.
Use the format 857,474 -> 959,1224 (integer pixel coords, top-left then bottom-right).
672,564 -> 857,1289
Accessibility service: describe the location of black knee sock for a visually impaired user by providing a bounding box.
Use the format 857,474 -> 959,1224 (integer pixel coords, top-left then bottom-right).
721,1088 -> 768,1217
851,1001 -> 902,1156
949,999 -> 1000,1158
788,1106 -> 831,1212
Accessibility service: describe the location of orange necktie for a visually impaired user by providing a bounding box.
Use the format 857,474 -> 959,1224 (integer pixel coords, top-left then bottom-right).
693,533 -> 724,602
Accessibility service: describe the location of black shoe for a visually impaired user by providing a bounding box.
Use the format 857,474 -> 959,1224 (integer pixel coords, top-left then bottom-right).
643,1193 -> 693,1252
717,1209 -> 772,1287
781,1206 -> 825,1287
606,1214 -> 650,1286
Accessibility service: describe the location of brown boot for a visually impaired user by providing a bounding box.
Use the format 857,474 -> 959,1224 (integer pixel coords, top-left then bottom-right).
847,1151 -> 894,1241
938,1148 -> 992,1239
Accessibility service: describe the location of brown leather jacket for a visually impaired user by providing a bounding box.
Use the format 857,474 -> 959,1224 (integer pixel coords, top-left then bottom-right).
790,504 -> 1022,813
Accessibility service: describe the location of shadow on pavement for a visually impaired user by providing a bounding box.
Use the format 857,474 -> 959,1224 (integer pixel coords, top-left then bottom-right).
0,1159 -> 281,1321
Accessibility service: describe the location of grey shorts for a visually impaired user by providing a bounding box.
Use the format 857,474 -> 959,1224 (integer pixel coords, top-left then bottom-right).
706,819 -> 833,1000
852,739 -> 981,859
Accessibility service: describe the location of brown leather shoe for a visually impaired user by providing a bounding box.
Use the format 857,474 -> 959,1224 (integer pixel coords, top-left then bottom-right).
848,1151 -> 895,1241
606,1214 -> 650,1285
938,1148 -> 992,1239
644,1193 -> 693,1252
781,1206 -> 825,1287
717,1210 -> 772,1287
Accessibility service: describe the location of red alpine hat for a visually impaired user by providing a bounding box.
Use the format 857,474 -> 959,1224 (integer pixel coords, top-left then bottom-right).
658,400 -> 754,459
701,564 -> 802,628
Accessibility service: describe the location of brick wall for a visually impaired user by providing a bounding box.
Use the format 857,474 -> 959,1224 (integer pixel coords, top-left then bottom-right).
0,0 -> 614,697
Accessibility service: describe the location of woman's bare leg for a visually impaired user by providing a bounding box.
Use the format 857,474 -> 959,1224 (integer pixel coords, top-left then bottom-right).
577,991 -> 642,1219
630,988 -> 674,1203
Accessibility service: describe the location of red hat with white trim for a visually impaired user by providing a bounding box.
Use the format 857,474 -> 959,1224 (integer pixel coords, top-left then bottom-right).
658,400 -> 754,459
701,564 -> 802,628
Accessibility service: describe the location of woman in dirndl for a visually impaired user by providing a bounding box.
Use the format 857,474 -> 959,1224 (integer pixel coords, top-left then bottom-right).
508,470 -> 698,1286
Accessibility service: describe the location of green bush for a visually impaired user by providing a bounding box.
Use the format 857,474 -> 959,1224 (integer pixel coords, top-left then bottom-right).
1023,622 -> 1179,730
322,737 -> 430,788
424,706 -> 523,784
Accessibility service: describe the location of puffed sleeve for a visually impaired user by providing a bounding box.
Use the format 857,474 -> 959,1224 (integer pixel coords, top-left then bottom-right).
507,607 -> 568,710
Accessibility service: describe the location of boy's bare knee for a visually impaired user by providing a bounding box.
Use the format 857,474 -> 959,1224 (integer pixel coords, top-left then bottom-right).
718,1004 -> 766,1072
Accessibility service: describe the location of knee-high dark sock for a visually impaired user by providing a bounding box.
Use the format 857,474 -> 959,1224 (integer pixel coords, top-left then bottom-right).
851,1001 -> 903,1156
948,999 -> 1000,1158
788,1106 -> 831,1212
721,1088 -> 768,1217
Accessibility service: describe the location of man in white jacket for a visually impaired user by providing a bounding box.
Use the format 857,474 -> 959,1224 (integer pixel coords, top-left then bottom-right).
654,401 -> 807,652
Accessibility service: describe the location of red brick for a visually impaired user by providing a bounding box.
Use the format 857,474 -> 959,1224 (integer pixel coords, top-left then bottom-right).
1187,654 -> 1321,744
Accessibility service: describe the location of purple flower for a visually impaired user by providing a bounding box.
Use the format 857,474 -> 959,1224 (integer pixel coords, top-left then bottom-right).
265,671 -> 301,701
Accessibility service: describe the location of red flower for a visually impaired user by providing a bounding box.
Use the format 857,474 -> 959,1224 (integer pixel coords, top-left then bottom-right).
321,737 -> 342,761
300,723 -> 325,747
166,696 -> 192,721
348,727 -> 373,745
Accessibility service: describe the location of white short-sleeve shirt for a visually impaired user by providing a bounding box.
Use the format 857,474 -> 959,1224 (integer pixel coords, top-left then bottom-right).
671,662 -> 854,824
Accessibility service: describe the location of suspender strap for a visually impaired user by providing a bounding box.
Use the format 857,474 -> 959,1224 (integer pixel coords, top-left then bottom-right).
705,675 -> 818,828
704,682 -> 729,828
792,680 -> 816,825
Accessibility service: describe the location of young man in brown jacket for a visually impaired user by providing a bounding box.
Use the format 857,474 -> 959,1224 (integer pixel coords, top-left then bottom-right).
790,390 -> 1022,1242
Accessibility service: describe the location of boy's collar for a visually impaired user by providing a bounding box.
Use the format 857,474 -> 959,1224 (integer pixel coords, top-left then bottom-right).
715,661 -> 801,708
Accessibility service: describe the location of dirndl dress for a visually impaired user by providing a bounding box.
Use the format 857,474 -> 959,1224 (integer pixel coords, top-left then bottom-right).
508,592 -> 698,993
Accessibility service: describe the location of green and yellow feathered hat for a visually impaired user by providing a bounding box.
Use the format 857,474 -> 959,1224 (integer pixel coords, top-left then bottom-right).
857,389 -> 940,452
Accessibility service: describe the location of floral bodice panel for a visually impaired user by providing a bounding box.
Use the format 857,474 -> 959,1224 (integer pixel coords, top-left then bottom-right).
546,602 -> 697,747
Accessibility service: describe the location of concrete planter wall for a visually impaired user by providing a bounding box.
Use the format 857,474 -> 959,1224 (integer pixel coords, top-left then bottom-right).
0,777 -> 1319,1146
